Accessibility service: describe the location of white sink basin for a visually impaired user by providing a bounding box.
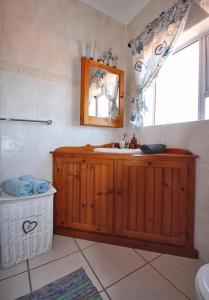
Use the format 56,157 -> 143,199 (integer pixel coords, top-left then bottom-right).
94,148 -> 142,154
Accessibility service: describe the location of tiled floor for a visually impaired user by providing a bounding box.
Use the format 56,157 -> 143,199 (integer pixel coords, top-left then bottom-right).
0,235 -> 204,300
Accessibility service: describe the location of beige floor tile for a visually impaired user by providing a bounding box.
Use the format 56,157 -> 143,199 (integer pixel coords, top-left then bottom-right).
75,238 -> 98,250
0,261 -> 27,280
0,272 -> 30,300
30,251 -> 102,292
151,254 -> 204,300
135,249 -> 161,262
29,234 -> 79,269
83,243 -> 146,288
107,265 -> 187,300
100,291 -> 109,300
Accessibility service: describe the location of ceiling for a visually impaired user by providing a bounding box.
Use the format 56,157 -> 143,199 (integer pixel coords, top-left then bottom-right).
80,0 -> 151,25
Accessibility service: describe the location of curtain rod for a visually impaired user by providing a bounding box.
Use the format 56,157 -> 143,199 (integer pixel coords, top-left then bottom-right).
0,117 -> 52,125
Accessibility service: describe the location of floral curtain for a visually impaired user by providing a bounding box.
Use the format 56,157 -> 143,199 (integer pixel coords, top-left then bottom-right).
129,0 -> 191,127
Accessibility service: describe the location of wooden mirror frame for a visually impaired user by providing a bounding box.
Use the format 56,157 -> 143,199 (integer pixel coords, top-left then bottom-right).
80,57 -> 124,127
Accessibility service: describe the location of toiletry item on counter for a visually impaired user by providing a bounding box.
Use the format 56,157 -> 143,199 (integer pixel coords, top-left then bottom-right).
119,140 -> 125,149
119,132 -> 127,149
130,134 -> 137,149
141,144 -> 166,154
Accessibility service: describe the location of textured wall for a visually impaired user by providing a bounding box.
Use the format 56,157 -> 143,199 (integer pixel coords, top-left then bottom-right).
0,0 -> 126,182
126,0 -> 209,262
0,0 -> 208,262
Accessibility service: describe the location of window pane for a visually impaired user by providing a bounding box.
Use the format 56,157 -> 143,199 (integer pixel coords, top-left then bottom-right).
155,41 -> 199,125
205,97 -> 209,119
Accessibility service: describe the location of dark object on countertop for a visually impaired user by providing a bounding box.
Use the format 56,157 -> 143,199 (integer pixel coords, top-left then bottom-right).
141,144 -> 166,154
130,134 -> 138,149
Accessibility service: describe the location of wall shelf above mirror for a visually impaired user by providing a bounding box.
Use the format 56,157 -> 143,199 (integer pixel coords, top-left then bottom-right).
80,57 -> 124,127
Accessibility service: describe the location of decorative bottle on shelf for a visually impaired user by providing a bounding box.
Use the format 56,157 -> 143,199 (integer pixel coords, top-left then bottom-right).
86,43 -> 91,59
93,41 -> 98,61
130,134 -> 137,149
113,54 -> 118,68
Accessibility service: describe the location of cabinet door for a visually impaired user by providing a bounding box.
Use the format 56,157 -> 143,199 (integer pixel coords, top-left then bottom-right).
54,158 -> 113,234
115,160 -> 189,246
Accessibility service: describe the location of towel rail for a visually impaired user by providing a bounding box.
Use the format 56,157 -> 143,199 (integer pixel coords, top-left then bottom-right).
0,117 -> 52,125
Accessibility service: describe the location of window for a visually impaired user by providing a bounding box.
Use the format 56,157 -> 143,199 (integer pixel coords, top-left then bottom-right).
144,33 -> 209,126
205,97 -> 209,119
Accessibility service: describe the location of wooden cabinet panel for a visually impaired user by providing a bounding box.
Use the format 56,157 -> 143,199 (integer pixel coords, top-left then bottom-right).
52,146 -> 197,258
54,158 -> 113,234
115,160 -> 188,246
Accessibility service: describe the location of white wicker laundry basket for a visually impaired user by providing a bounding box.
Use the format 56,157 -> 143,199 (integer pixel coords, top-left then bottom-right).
0,185 -> 56,269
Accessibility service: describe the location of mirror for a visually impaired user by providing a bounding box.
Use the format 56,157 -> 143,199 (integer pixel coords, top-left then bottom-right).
80,57 -> 124,127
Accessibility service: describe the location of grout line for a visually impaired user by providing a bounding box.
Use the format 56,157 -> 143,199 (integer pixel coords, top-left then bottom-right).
0,59 -> 80,87
28,249 -> 81,271
74,240 -> 99,251
105,262 -> 149,290
74,238 -> 106,293
133,248 -> 149,263
148,253 -> 164,263
149,264 -> 191,300
105,290 -> 111,300
0,270 -> 28,282
0,239 -> 98,281
103,289 -> 112,300
27,260 -> 32,293
133,248 -> 163,264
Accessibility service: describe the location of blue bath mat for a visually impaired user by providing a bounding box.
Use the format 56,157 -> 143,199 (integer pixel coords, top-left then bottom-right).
16,268 -> 102,300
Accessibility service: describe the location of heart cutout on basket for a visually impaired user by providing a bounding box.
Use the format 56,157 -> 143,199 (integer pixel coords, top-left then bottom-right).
22,220 -> 37,234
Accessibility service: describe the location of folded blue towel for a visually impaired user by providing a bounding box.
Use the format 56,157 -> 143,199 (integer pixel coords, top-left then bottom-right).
141,144 -> 166,154
1,178 -> 33,197
19,175 -> 49,194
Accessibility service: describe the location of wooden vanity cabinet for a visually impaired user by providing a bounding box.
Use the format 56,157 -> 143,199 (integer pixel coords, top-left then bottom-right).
52,145 -> 198,258
115,159 -> 190,246
53,157 -> 113,234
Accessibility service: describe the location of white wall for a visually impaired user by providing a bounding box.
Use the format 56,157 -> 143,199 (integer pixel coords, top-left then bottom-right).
0,0 -> 126,182
126,0 -> 209,262
0,0 -> 208,262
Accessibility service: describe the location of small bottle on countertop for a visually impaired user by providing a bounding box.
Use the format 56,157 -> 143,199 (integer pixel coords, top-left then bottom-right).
130,134 -> 137,149
119,132 -> 127,149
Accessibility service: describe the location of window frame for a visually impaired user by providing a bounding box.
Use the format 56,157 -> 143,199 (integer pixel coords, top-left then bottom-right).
146,32 -> 209,126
